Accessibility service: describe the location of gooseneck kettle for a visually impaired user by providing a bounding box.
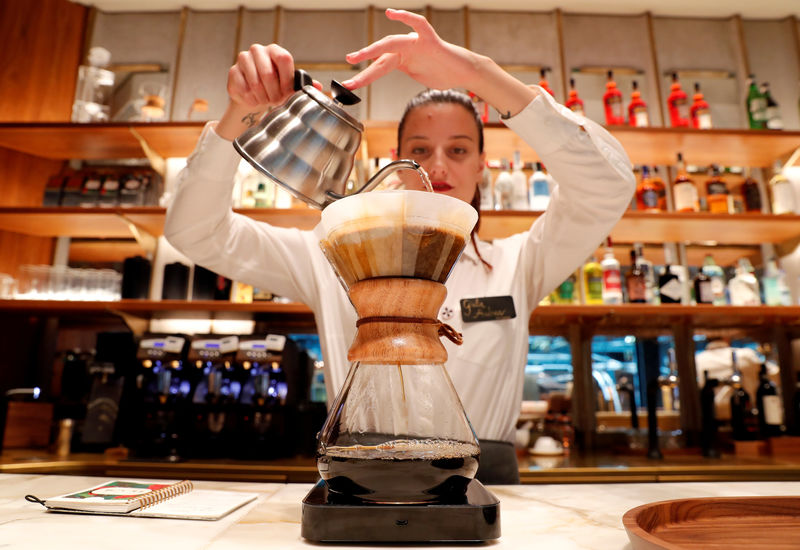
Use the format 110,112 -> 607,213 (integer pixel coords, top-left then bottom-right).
234,70 -> 421,209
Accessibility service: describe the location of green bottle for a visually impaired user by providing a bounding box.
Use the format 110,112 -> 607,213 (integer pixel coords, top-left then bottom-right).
746,75 -> 767,129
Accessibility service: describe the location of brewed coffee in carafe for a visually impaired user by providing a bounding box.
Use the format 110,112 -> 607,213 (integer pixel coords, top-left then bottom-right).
315,189 -> 479,504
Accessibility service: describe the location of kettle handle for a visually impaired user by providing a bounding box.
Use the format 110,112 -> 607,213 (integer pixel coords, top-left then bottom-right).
294,69 -> 314,91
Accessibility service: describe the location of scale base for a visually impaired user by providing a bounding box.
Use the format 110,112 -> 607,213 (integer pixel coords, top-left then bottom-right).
301,479 -> 501,542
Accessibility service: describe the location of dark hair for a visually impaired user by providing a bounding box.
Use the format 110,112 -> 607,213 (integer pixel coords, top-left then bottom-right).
397,89 -> 491,271
397,89 -> 484,155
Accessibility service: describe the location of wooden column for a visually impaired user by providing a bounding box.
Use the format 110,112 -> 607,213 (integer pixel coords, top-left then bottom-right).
569,322 -> 596,452
774,325 -> 797,433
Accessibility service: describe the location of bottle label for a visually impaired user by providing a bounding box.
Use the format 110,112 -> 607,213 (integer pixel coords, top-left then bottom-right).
697,111 -> 712,129
532,179 -> 549,196
772,183 -> 795,214
603,269 -> 622,292
710,277 -> 726,303
749,98 -> 767,121
763,394 -> 783,426
673,183 -> 698,211
697,280 -> 714,303
628,277 -> 646,301
660,278 -> 683,301
742,182 -> 762,211
641,189 -> 659,208
587,276 -> 603,300
707,181 -> 728,196
634,109 -> 649,127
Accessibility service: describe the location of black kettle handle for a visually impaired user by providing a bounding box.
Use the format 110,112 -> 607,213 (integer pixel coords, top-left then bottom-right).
294,69 -> 313,91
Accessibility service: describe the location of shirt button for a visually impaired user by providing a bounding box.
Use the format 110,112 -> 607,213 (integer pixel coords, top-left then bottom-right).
440,306 -> 454,321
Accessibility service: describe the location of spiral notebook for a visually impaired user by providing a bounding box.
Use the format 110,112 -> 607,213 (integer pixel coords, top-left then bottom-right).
27,479 -> 258,521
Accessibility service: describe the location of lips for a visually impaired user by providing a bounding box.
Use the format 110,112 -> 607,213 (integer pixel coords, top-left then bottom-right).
431,181 -> 453,192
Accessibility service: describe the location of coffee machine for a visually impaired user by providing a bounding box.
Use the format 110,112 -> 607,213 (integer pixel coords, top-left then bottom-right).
188,335 -> 239,458
131,335 -> 191,460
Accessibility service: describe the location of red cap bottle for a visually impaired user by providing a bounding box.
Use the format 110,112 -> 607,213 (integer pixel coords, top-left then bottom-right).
565,78 -> 585,116
627,80 -> 649,127
603,70 -> 625,125
690,82 -> 712,129
667,72 -> 690,127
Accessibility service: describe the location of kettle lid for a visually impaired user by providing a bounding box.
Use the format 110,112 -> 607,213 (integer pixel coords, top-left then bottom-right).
294,69 -> 363,131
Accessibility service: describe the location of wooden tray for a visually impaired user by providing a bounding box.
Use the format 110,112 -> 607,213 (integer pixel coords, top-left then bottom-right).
623,496 -> 800,549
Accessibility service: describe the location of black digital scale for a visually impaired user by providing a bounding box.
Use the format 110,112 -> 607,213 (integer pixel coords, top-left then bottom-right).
301,479 -> 500,543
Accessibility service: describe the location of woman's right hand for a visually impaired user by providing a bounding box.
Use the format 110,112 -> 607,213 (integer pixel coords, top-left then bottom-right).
227,43 -> 297,111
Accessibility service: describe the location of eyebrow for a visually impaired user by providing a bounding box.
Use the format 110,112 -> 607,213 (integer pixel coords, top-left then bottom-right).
404,134 -> 475,141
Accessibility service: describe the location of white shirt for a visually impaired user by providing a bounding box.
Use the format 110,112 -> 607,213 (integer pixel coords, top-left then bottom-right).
164,88 -> 635,443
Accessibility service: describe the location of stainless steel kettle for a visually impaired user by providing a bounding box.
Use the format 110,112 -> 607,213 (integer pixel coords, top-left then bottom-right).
234,70 -> 421,210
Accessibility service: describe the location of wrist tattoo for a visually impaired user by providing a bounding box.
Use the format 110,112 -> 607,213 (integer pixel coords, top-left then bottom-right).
241,112 -> 260,127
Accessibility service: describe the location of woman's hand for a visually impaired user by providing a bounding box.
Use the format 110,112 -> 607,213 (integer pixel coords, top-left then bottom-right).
228,43 -> 297,110
342,9 -> 480,92
342,9 -> 536,118
216,44 -> 321,141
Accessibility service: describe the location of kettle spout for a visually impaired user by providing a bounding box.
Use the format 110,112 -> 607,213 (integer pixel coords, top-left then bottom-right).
324,159 -> 428,202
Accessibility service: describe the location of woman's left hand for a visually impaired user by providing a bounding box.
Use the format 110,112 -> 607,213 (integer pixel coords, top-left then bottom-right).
342,9 -> 481,92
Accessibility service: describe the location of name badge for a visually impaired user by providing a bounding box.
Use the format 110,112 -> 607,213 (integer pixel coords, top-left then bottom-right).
460,296 -> 516,323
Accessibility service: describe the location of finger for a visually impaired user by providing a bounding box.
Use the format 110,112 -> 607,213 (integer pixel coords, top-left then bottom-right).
341,53 -> 400,90
345,34 -> 415,65
237,51 -> 268,105
249,45 -> 282,103
265,44 -> 295,98
384,8 -> 438,40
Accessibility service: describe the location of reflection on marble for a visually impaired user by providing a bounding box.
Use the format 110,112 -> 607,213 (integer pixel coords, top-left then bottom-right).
1,473 -> 799,549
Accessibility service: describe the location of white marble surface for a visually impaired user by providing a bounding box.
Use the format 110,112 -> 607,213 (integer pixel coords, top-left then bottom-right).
1,474 -> 799,549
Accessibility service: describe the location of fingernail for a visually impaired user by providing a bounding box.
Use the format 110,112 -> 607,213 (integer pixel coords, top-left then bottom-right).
341,80 -> 353,89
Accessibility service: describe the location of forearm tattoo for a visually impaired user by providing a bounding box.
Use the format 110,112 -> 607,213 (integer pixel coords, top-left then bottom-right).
241,112 -> 260,127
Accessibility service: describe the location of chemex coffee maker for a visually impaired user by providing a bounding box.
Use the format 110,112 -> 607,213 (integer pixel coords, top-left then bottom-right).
134,335 -> 190,460
303,191 -> 500,542
188,335 -> 239,458
237,71 -> 499,542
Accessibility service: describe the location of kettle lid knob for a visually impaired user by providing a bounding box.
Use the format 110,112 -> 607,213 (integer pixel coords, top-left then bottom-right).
331,80 -> 361,106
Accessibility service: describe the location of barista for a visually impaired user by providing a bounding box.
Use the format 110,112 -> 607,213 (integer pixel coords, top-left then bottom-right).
165,9 -> 635,484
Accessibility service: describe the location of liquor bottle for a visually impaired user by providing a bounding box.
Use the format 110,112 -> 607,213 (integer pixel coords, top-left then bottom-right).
240,189 -> 256,208
553,272 -> 578,304
694,265 -> 713,304
510,151 -> 529,210
690,82 -> 712,129
493,159 -> 513,210
740,167 -> 763,213
666,72 -> 690,127
705,164 -> 730,214
254,183 -> 269,208
672,153 -> 699,212
627,80 -> 649,127
582,256 -> 604,305
792,372 -> 800,436
700,254 -> 727,306
538,68 -> 555,97
634,243 -> 657,304
769,161 -> 796,214
762,257 -> 792,306
565,78 -> 585,116
479,164 -> 494,210
651,167 -> 667,212
635,166 -> 661,212
658,253 -> 683,304
746,75 -> 767,129
730,353 -> 757,441
756,363 -> 783,438
728,258 -> 761,305
603,70 -> 625,126
762,82 -> 783,130
626,249 -> 647,303
601,240 -> 623,304
528,162 -> 550,211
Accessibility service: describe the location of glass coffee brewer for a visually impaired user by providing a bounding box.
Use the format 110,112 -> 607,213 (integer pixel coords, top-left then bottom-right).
300,190 -> 500,543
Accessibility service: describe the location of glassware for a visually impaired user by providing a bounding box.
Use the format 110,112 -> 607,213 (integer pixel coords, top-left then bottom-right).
314,189 -> 480,503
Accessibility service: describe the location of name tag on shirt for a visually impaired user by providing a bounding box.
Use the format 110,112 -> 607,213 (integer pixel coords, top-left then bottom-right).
460,296 -> 516,323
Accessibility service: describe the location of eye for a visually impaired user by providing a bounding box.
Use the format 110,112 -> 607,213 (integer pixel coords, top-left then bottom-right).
451,146 -> 468,155
410,146 -> 429,157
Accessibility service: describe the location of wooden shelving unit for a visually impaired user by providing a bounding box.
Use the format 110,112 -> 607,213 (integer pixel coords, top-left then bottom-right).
1,122 -> 798,167
1,207 -> 799,251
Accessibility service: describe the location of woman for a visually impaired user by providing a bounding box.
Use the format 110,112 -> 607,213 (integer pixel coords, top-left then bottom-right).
165,9 -> 635,484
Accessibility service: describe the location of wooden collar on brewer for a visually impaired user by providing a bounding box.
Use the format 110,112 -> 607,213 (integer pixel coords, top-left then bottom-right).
355,316 -> 463,346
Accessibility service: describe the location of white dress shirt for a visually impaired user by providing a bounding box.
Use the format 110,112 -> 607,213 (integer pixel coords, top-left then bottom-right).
164,87 -> 635,443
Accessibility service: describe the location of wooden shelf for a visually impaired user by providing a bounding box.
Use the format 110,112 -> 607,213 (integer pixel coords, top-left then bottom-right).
531,304 -> 800,332
1,208 -> 799,249
364,122 -> 800,167
4,300 -> 799,332
1,122 -> 798,167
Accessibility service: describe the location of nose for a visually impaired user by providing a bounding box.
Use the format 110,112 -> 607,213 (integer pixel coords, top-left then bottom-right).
425,147 -> 448,179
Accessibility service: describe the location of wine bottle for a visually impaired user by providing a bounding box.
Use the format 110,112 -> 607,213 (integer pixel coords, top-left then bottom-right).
729,352 -> 756,440
756,363 -> 783,438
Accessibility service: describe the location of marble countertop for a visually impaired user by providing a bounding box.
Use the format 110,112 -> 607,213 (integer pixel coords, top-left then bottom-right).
2,473 -> 799,549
